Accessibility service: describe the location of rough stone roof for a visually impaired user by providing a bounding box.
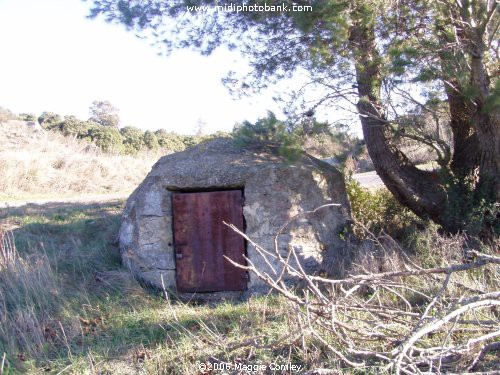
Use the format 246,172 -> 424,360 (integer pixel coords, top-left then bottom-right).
145,137 -> 346,195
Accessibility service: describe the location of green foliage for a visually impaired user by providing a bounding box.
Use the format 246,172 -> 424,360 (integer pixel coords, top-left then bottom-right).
38,111 -> 62,128
120,126 -> 145,154
155,129 -> 187,152
7,106 -> 251,157
88,100 -> 120,127
209,130 -> 231,139
143,130 -> 159,150
18,113 -> 37,121
346,179 -> 420,239
442,173 -> 500,237
179,134 -> 204,149
87,126 -> 124,153
233,112 -> 304,161
232,112 -> 354,162
59,116 -> 100,138
484,78 -> 500,113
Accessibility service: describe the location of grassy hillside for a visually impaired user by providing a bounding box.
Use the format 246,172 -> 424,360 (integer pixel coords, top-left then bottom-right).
0,121 -> 157,201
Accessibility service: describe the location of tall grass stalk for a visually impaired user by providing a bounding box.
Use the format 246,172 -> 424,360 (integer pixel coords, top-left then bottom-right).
0,227 -> 60,362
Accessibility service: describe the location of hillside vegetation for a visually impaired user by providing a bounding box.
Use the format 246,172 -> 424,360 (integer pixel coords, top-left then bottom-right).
0,107 -> 497,374
0,108 -> 365,201
0,121 -> 157,200
0,197 -> 497,374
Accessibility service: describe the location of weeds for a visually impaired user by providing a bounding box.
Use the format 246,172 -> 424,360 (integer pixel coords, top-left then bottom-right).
0,226 -> 60,371
224,218 -> 500,374
0,202 -> 306,374
346,179 -> 422,239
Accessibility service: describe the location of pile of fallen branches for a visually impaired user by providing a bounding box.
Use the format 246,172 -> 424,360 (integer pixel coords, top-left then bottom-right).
224,212 -> 500,374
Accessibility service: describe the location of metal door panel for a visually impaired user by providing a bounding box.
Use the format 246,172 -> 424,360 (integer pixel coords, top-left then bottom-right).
172,190 -> 246,292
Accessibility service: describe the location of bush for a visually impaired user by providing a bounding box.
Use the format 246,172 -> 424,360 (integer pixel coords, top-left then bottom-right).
346,179 -> 421,238
59,116 -> 99,138
232,112 -> 303,161
18,113 -> 37,121
232,112 -> 361,163
179,134 -> 205,149
38,111 -> 62,128
155,129 -> 187,152
143,130 -> 159,150
87,126 -> 124,154
442,173 -> 500,237
120,126 -> 145,154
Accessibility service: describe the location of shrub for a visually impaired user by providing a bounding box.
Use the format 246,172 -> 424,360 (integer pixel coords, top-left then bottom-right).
38,111 -> 62,128
87,126 -> 124,154
232,112 -> 360,163
232,112 -> 303,161
120,126 -> 145,154
17,113 -> 36,121
442,173 -> 500,237
346,179 -> 421,238
155,129 -> 187,152
143,130 -> 159,150
179,134 -> 205,149
59,116 -> 99,138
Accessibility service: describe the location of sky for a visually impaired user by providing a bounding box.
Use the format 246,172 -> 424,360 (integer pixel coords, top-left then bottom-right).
0,0 -> 358,135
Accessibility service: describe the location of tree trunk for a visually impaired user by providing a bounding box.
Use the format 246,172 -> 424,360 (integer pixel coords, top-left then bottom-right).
468,26 -> 500,200
348,1 -> 499,233
349,22 -> 448,226
444,79 -> 480,176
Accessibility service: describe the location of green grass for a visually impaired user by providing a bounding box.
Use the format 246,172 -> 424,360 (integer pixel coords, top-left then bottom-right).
1,201 -> 497,374
0,201 -> 325,374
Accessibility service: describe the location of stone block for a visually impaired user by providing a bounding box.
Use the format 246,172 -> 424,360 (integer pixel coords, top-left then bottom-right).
139,242 -> 175,269
138,216 -> 171,245
141,189 -> 165,216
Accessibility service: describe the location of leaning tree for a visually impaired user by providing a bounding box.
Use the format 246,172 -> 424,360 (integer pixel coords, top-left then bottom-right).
87,0 -> 499,233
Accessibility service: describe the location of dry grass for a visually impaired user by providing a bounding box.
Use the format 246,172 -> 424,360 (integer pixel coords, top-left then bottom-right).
0,202 -> 299,374
0,121 -> 158,199
0,228 -> 61,364
0,199 -> 497,374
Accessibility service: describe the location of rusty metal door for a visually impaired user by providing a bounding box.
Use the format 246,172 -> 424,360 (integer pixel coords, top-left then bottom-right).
172,190 -> 247,292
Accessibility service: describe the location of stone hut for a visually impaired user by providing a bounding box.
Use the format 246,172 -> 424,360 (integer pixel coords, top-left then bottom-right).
119,138 -> 351,295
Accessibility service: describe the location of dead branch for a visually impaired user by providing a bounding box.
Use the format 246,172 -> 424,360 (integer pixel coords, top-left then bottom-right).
224,214 -> 500,373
